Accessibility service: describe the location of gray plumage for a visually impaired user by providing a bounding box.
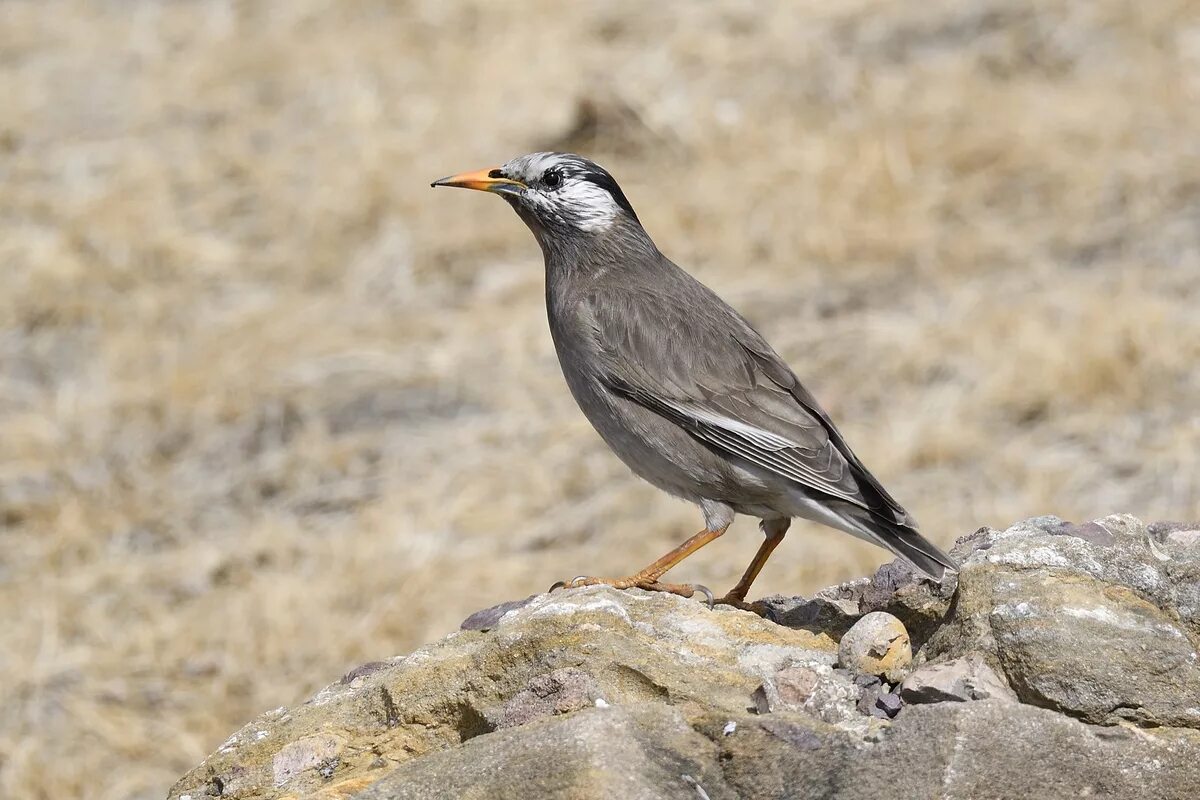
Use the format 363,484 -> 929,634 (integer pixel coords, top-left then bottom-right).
433,152 -> 956,583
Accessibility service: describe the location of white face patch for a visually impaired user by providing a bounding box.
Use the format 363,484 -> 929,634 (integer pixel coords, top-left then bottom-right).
500,152 -> 626,233
553,179 -> 621,231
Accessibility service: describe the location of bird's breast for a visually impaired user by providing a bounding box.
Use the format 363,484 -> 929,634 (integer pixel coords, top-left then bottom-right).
544,299 -> 752,504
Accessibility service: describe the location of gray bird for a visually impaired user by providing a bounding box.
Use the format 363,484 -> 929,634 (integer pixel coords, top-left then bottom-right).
432,153 -> 956,608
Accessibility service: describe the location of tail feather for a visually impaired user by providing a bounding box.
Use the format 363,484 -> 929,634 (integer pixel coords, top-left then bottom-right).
831,504 -> 958,581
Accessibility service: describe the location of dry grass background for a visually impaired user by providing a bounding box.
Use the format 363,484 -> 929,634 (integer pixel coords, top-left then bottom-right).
2,0 -> 1199,797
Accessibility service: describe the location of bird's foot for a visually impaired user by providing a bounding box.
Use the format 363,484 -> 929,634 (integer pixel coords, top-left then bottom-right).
548,575 -> 714,606
713,593 -> 769,616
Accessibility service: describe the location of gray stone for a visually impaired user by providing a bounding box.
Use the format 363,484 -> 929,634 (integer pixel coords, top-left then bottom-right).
900,654 -> 1016,704
852,673 -> 883,690
764,560 -> 954,650
751,664 -> 864,730
831,701 -> 1200,800
925,518 -> 1200,727
1148,520 -> 1200,540
1048,520 -> 1114,547
1164,529 -> 1200,549
1093,513 -> 1149,540
853,674 -> 887,717
459,595 -> 537,631
271,734 -> 343,789
711,702 -> 1200,800
1148,521 -> 1200,560
874,692 -> 902,719
757,717 -> 826,751
760,592 -> 861,638
860,560 -> 956,648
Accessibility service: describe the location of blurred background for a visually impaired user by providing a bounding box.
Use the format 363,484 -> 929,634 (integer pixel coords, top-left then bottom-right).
2,0 -> 1199,797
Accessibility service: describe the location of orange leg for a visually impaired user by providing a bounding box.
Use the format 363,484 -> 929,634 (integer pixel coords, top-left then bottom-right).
553,525 -> 729,599
719,520 -> 789,611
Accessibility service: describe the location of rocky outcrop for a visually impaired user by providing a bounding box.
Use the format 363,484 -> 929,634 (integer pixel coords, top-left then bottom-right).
169,515 -> 1200,800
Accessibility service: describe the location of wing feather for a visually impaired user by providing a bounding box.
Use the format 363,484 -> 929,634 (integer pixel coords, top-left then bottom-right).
582,282 -> 884,514
611,381 -> 869,507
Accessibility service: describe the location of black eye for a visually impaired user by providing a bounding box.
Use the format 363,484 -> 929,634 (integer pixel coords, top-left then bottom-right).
487,168 -> 505,179
542,169 -> 562,189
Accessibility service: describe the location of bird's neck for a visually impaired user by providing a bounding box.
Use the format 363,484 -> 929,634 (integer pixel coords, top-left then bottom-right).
537,218 -> 662,290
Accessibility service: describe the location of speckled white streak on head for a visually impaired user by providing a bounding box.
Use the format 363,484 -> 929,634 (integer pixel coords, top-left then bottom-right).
501,151 -> 623,232
502,151 -> 557,181
556,178 -> 621,231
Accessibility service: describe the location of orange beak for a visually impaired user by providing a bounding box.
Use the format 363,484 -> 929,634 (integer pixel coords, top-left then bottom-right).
430,167 -> 526,194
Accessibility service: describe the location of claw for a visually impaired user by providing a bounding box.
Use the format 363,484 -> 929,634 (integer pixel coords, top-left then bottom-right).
693,584 -> 716,609
549,576 -> 593,593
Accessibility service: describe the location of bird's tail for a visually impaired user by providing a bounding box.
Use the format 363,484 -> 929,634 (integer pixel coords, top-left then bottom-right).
830,503 -> 958,582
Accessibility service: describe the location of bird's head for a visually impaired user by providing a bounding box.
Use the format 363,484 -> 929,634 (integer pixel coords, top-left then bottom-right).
432,152 -> 643,249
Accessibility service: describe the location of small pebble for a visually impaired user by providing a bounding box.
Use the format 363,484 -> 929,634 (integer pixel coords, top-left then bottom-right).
900,654 -> 1016,704
875,692 -> 903,719
723,720 -> 737,736
838,611 -> 912,683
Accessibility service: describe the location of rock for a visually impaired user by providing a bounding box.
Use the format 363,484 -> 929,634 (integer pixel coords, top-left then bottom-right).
170,516 -> 1200,800
353,699 -> 1200,800
926,515 -> 1200,727
770,559 -> 956,650
751,664 -> 865,730
859,560 -> 956,648
833,701 -> 1200,800
900,654 -> 1016,704
1148,521 -> 1200,556
838,611 -> 912,682
752,665 -> 820,713
170,586 -> 836,800
720,701 -> 1200,800
483,667 -> 599,729
852,673 -> 882,690
1049,519 -> 1116,547
874,692 -> 903,719
459,595 -> 537,631
852,673 -> 892,719
1148,520 -> 1200,539
760,581 -> 865,638
354,705 -> 728,800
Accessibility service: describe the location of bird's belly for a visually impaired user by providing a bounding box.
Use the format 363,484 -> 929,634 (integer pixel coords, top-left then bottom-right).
562,383 -> 698,493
